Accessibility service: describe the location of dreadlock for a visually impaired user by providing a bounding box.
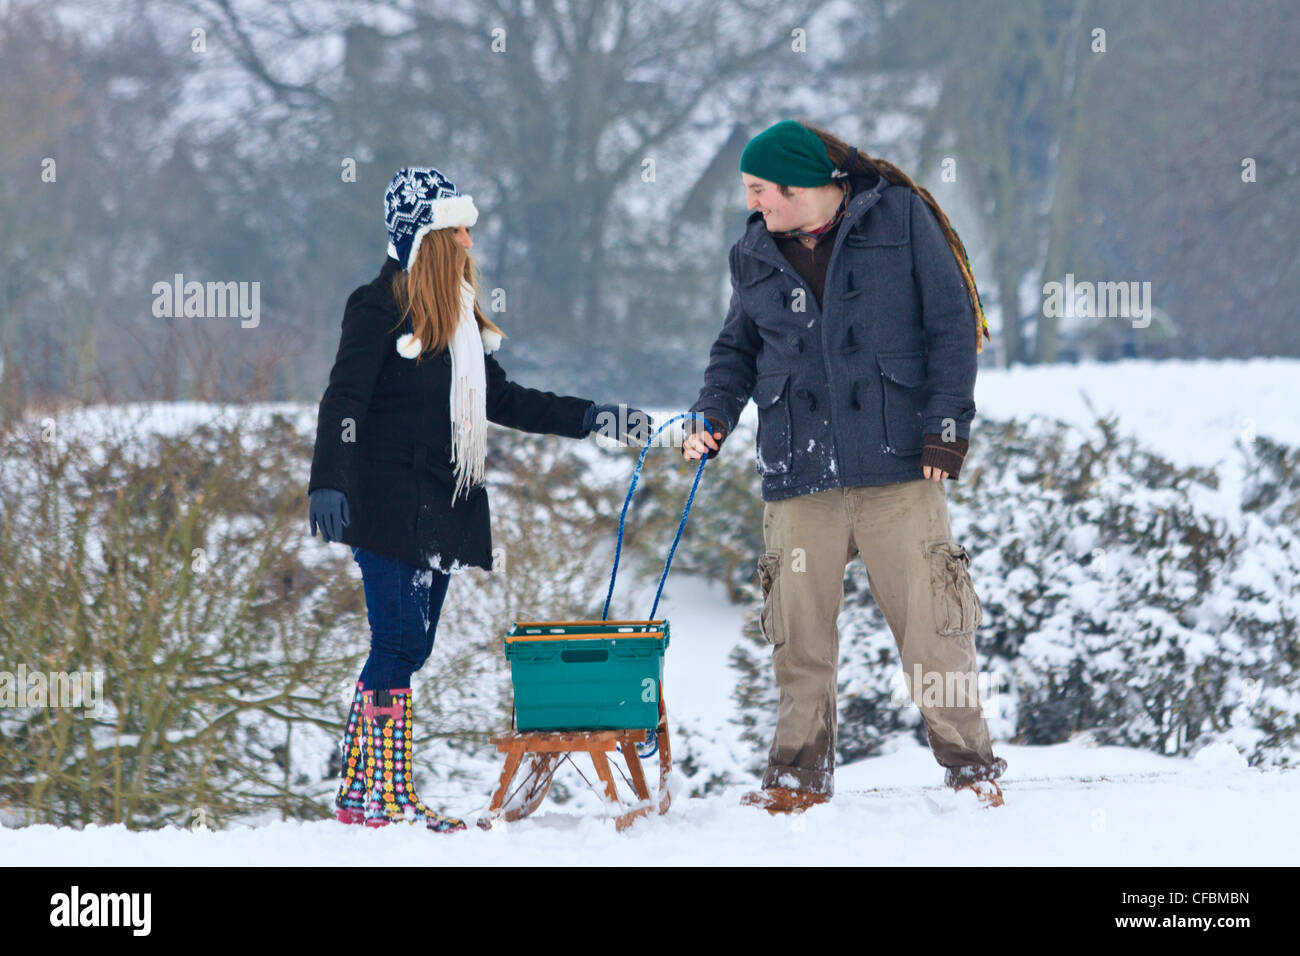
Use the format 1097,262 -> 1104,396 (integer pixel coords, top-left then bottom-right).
794,120 -> 991,354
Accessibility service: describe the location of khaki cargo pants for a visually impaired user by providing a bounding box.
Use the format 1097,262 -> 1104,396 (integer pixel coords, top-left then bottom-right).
756,478 -> 1001,796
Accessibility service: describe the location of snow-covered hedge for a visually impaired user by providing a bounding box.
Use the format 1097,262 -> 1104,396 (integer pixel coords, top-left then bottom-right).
0,406 -> 632,828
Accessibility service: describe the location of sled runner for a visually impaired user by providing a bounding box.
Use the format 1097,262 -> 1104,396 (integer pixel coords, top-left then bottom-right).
481,661 -> 672,832
478,413 -> 712,832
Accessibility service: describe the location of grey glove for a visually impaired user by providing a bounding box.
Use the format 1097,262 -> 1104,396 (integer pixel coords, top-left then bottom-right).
309,488 -> 350,543
583,402 -> 653,445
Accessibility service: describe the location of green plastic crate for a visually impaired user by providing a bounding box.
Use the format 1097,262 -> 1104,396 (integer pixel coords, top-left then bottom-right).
505,620 -> 670,731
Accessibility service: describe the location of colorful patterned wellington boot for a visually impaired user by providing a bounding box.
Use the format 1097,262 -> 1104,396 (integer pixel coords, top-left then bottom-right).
362,688 -> 467,833
335,681 -> 369,824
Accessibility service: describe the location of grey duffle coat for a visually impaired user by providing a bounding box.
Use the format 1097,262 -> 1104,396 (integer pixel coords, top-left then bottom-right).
688,171 -> 978,501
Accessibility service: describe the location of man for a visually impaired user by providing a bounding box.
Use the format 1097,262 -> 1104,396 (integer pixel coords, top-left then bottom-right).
682,120 -> 1006,812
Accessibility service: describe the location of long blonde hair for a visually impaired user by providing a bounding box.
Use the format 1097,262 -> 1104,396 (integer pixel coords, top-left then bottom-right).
390,228 -> 506,361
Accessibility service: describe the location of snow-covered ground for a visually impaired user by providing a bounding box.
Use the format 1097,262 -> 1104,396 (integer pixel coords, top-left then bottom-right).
977,357 -> 1300,458
5,738 -> 1290,865
975,356 -> 1300,504
5,357 -> 1299,864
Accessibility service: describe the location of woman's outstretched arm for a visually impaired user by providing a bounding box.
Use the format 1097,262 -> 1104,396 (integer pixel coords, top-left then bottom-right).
483,352 -> 594,438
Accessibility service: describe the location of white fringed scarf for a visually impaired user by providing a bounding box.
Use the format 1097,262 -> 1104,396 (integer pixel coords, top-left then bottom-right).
395,278 -> 502,505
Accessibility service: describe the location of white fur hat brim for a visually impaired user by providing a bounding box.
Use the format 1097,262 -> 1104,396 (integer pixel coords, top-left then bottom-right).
394,194 -> 480,269
430,193 -> 478,230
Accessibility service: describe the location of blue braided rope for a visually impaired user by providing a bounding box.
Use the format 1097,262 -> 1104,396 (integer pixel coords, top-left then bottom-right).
601,412 -> 713,623
636,727 -> 659,760
603,412 -> 712,760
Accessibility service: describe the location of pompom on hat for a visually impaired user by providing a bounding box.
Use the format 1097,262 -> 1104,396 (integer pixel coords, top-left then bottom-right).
384,166 -> 478,271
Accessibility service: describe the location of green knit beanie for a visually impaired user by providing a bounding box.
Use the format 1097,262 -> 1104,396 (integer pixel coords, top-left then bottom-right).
739,120 -> 837,187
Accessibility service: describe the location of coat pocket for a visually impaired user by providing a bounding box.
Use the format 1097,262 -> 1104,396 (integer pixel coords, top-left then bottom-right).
755,550 -> 785,645
877,350 -> 928,457
753,371 -> 792,476
925,539 -> 983,637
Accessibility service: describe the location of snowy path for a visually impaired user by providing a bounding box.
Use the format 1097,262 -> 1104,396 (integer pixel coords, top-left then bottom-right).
5,741 -> 1292,866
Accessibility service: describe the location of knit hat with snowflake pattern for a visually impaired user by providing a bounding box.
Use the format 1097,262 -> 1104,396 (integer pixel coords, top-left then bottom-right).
383,167 -> 478,271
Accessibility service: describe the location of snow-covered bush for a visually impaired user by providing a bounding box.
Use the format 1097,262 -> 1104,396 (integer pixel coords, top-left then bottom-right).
0,407 -> 632,828
0,408 -> 363,827
952,415 -> 1298,768
6,398 -> 1295,828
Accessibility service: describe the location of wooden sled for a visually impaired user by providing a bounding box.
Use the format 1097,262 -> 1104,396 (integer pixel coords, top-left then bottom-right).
478,691 -> 671,832
479,412 -> 708,834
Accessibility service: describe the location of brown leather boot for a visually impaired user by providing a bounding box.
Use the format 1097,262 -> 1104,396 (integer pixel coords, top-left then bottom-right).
740,786 -> 830,814
954,779 -> 1005,808
945,757 -> 1007,808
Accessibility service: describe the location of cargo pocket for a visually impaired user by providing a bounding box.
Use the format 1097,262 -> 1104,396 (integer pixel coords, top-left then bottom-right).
926,540 -> 983,637
755,550 -> 785,646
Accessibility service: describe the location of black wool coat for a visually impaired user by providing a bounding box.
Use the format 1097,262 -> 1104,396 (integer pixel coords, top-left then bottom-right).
308,257 -> 594,572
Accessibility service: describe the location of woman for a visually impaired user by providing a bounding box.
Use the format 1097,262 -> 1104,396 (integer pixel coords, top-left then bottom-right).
680,120 -> 1006,811
308,166 -> 650,832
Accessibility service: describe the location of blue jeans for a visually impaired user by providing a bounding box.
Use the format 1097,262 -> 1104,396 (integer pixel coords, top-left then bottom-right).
351,546 -> 451,691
